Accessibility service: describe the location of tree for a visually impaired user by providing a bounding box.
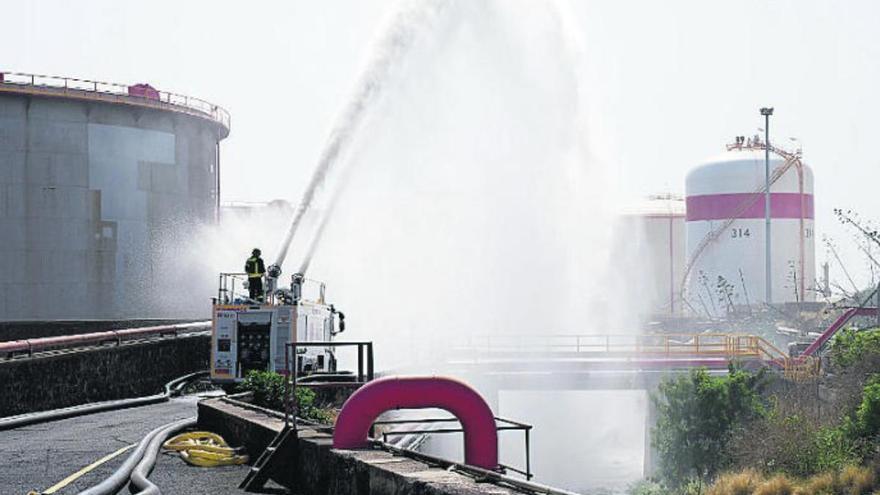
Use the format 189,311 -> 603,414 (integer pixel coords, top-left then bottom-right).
651,366 -> 766,487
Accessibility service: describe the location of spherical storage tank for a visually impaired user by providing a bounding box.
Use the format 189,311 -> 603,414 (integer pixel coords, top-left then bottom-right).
684,140 -> 814,315
0,72 -> 230,320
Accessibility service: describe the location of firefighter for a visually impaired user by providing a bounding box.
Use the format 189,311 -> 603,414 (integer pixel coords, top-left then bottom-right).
245,248 -> 266,302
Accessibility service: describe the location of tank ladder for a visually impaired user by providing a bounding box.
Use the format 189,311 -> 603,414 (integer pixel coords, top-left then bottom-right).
679,141 -> 807,312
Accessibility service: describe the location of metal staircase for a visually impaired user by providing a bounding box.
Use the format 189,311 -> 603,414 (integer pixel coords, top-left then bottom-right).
239,424 -> 296,492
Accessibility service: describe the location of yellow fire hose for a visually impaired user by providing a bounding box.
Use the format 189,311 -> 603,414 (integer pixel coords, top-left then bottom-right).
162,431 -> 248,467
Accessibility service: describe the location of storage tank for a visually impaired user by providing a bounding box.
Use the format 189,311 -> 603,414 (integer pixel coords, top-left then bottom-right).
0,71 -> 230,320
684,137 -> 815,316
617,194 -> 686,317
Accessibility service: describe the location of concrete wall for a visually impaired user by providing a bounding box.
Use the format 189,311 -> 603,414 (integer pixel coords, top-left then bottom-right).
198,398 -> 525,495
0,93 -> 222,321
0,334 -> 209,417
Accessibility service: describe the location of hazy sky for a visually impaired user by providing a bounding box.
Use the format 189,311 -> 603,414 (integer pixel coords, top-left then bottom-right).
3,0 -> 879,286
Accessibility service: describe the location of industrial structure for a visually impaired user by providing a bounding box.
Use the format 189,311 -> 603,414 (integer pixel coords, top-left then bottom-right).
618,194 -> 686,317
683,137 -> 815,316
0,71 -> 229,320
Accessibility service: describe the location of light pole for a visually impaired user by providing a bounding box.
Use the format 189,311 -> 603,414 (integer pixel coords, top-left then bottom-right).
761,107 -> 774,305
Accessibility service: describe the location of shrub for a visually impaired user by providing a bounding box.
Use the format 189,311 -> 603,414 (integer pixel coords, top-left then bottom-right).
707,469 -> 761,495
839,465 -> 876,495
237,370 -> 334,423
753,474 -> 795,495
813,426 -> 859,472
238,370 -> 286,410
854,376 -> 880,438
652,366 -> 766,487
732,413 -> 822,477
830,328 -> 880,369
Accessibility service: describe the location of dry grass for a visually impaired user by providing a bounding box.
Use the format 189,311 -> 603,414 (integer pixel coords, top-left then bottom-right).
707,466 -> 879,495
801,472 -> 838,495
839,465 -> 875,495
708,470 -> 762,495
753,475 -> 795,495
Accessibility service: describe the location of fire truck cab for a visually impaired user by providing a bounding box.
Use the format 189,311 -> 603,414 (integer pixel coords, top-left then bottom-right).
210,271 -> 343,383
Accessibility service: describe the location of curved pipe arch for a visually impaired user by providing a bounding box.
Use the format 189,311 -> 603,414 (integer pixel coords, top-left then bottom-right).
332,376 -> 498,470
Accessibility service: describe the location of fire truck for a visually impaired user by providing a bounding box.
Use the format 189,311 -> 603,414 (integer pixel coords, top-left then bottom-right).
209,268 -> 344,383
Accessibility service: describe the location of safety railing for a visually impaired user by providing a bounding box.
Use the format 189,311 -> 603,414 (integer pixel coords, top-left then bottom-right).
282,341 -> 375,426
374,415 -> 534,480
216,272 -> 251,304
454,332 -> 821,379
454,333 -> 765,358
0,321 -> 210,358
0,70 -> 230,133
215,272 -> 328,306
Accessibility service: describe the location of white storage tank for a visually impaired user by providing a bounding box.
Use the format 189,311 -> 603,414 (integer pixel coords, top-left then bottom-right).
684,138 -> 815,316
617,194 -> 686,317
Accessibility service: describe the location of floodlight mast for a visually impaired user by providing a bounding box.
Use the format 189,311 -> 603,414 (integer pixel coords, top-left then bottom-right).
760,106 -> 774,305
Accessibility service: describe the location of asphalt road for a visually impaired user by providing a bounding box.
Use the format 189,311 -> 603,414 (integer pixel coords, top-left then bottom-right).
0,396 -> 257,495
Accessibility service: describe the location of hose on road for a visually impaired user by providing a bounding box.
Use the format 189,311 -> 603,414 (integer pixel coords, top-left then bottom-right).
128,417 -> 196,495
0,371 -> 207,431
74,419 -> 185,495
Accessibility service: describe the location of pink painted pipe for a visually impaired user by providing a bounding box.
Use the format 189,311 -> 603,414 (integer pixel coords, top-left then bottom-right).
333,376 -> 498,470
0,322 -> 210,355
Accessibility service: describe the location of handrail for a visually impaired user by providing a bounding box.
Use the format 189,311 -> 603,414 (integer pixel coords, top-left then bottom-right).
453,331 -> 824,379
801,307 -> 878,356
0,70 -> 230,135
375,415 -> 533,480
454,333 -> 766,357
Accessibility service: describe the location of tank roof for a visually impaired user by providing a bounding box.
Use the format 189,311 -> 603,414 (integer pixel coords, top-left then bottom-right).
620,194 -> 685,217
0,70 -> 230,138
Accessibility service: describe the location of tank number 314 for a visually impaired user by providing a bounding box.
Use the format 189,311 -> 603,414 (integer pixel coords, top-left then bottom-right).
731,228 -> 751,239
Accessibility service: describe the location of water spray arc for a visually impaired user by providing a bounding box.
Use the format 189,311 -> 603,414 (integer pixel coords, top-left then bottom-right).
269,0 -> 451,285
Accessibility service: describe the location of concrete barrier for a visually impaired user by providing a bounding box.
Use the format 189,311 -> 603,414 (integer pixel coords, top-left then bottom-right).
0,333 -> 209,417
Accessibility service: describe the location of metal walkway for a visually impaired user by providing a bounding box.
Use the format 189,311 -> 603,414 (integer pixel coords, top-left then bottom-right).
448,307 -> 879,381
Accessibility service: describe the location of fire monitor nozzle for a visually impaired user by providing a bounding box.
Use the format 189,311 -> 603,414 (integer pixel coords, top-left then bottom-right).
291,273 -> 304,303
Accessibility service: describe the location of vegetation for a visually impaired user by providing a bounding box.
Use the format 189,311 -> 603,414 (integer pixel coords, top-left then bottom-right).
706,470 -> 761,495
633,210 -> 880,494
700,465 -> 878,495
651,366 -> 766,487
829,328 -> 880,369
643,335 -> 880,494
236,370 -> 334,423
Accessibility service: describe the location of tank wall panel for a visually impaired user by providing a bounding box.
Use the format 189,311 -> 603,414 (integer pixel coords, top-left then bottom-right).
0,116 -> 27,151
25,152 -> 89,187
686,218 -> 816,313
0,151 -> 26,184
0,93 -> 222,321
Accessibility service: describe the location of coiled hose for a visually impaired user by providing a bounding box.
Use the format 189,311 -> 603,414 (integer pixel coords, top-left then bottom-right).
162,432 -> 248,467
